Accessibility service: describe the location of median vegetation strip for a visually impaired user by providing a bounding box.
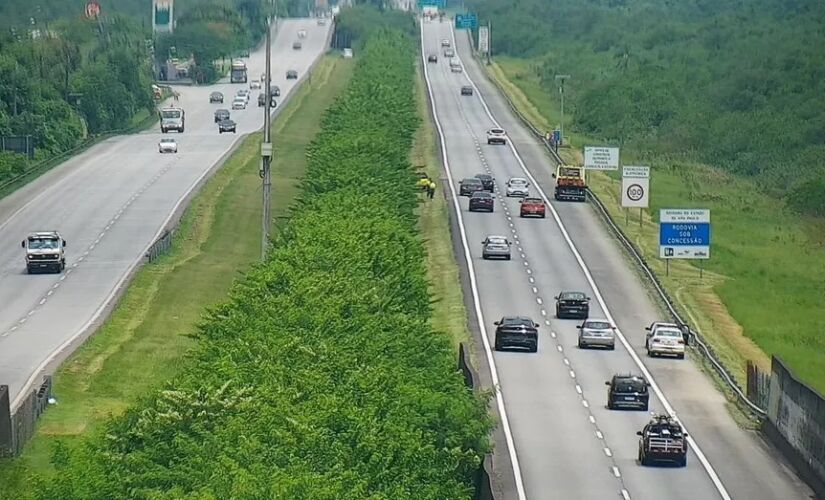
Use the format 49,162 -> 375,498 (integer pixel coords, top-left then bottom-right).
25,28 -> 491,499
483,54 -> 825,394
0,54 -> 352,498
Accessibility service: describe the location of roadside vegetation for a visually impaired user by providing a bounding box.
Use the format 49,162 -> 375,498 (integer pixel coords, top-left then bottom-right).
13,23 -> 490,499
468,0 -> 825,393
0,55 -> 353,499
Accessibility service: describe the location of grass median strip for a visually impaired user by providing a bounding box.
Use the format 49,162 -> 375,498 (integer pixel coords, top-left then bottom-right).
0,54 -> 353,497
484,56 -> 825,395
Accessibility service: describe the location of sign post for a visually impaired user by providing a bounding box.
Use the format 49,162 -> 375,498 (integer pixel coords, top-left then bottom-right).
478,25 -> 489,60
584,146 -> 620,170
659,209 -> 711,262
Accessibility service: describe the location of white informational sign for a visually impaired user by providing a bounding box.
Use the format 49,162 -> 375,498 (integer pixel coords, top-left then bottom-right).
621,166 -> 650,208
478,26 -> 489,54
659,209 -> 711,259
584,146 -> 620,170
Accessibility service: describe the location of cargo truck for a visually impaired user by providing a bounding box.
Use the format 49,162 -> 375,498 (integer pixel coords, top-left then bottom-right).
230,60 -> 248,83
552,165 -> 586,202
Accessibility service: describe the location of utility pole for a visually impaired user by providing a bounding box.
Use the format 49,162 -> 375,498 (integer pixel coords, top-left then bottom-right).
555,74 -> 570,146
260,17 -> 273,260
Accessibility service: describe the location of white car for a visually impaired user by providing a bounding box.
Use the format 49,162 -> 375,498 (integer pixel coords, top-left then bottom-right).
317,18 -> 326,26
232,98 -> 247,110
647,326 -> 686,359
249,79 -> 261,89
236,89 -> 250,101
158,137 -> 178,153
298,29 -> 307,38
505,177 -> 530,197
644,321 -> 679,348
441,38 -> 450,47
487,128 -> 507,145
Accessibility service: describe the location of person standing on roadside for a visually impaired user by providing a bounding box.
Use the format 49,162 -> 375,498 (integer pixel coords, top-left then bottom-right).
427,179 -> 436,199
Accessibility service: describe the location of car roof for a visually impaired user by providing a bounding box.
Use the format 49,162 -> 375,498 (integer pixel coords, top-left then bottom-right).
471,191 -> 492,197
475,173 -> 491,179
509,177 -> 528,183
583,319 -> 612,327
160,138 -> 176,142
462,177 -> 482,182
501,316 -> 535,325
490,128 -> 505,133
210,91 -> 222,95
28,231 -> 59,238
486,235 -> 508,240
523,197 -> 543,202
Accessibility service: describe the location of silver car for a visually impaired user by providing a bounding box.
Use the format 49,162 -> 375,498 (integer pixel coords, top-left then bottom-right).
481,235 -> 511,260
506,177 -> 530,197
647,326 -> 686,358
577,319 -> 616,349
158,137 -> 178,153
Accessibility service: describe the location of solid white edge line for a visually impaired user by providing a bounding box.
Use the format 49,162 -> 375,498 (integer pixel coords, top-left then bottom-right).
421,21 -> 528,500
450,24 -> 732,500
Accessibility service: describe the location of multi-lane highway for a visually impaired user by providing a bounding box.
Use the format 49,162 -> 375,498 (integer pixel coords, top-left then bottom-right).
420,19 -> 812,500
0,19 -> 331,410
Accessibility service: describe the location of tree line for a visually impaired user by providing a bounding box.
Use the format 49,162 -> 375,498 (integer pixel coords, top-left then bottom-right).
24,15 -> 492,500
464,0 -> 825,215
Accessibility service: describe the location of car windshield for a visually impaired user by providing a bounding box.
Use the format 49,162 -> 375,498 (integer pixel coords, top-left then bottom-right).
487,236 -> 507,244
585,321 -> 611,330
463,178 -> 482,185
491,129 -> 505,134
561,292 -> 586,300
160,110 -> 181,119
472,192 -> 492,198
160,139 -> 175,144
523,198 -> 542,203
28,238 -> 59,249
475,174 -> 490,180
211,92 -> 221,97
510,179 -> 527,185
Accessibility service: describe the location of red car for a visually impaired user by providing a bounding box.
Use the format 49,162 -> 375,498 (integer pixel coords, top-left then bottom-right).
520,197 -> 546,218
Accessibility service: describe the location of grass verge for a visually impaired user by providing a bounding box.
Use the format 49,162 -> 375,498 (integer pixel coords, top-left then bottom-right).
412,62 -> 471,350
483,56 -> 825,395
0,54 -> 353,498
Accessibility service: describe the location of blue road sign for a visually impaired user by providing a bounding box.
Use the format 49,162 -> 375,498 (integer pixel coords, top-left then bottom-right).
455,13 -> 477,29
658,209 -> 710,259
553,129 -> 561,144
418,0 -> 446,7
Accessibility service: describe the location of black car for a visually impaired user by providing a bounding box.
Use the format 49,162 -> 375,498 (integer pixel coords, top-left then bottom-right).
286,69 -> 298,79
474,173 -> 494,191
214,109 -> 230,123
293,41 -> 302,50
271,85 -> 281,97
606,374 -> 650,411
258,93 -> 276,107
494,316 -> 539,352
469,191 -> 494,212
461,85 -> 473,96
218,119 -> 236,133
459,177 -> 484,196
555,291 -> 590,319
427,54 -> 438,63
209,91 -> 224,103
638,414 -> 688,467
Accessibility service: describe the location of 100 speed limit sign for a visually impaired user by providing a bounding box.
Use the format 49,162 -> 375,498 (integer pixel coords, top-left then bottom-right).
621,167 -> 650,208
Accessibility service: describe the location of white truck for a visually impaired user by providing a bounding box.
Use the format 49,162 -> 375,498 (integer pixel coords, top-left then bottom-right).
22,231 -> 67,274
230,60 -> 248,83
159,107 -> 185,133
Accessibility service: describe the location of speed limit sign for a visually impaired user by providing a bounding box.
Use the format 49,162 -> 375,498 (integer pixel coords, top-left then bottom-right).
621,166 -> 649,207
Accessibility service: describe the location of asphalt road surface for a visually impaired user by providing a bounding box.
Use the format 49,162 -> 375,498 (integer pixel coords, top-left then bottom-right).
420,18 -> 812,500
0,19 -> 331,410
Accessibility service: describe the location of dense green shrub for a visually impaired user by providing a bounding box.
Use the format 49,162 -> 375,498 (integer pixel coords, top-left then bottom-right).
33,27 -> 491,500
464,0 -> 825,214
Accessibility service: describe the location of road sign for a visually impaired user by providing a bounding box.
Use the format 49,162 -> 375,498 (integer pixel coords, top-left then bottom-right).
621,166 -> 649,208
584,146 -> 619,170
418,0 -> 445,7
478,25 -> 489,54
455,13 -> 477,29
659,209 -> 710,259
152,0 -> 174,33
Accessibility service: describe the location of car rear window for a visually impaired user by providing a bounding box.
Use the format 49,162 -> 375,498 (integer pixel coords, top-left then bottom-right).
585,321 -> 611,329
502,317 -> 531,326
472,192 -> 492,198
656,328 -> 682,337
616,380 -> 647,392
561,292 -> 586,300
491,129 -> 504,134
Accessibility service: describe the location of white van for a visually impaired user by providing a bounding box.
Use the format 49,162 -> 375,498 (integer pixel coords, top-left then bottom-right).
449,58 -> 462,73
159,107 -> 185,133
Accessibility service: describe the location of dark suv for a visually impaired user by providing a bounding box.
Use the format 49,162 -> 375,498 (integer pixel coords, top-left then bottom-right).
555,291 -> 590,319
494,316 -> 539,352
214,109 -> 230,123
469,191 -> 494,212
459,177 -> 484,196
474,173 -> 494,191
606,374 -> 650,410
461,85 -> 473,96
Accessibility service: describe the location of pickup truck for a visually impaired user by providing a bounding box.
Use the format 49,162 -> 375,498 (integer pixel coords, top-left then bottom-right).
637,414 -> 688,466
519,197 -> 546,218
552,165 -> 586,202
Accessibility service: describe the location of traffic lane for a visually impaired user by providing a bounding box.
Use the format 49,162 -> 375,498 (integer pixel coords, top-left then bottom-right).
424,46 -> 624,500
0,135 -> 177,333
451,26 -> 813,500
163,20 -> 330,136
0,133 -> 234,398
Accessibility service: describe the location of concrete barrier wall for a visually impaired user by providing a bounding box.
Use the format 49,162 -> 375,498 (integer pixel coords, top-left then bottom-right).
764,356 -> 825,498
0,377 -> 51,458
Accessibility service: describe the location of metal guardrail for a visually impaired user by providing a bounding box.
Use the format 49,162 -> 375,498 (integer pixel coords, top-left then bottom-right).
468,45 -> 767,417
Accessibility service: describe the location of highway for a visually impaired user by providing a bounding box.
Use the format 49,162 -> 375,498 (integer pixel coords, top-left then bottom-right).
0,19 -> 331,410
420,19 -> 812,500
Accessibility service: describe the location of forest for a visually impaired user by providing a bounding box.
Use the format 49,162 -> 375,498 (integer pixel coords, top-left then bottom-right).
463,0 -> 825,215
